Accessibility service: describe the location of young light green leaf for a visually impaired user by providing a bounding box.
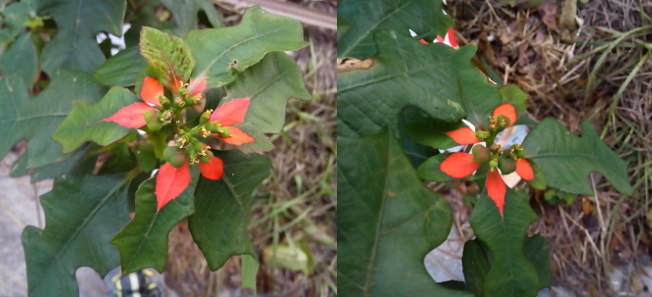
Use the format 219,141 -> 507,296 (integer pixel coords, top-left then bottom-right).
338,0 -> 452,59
112,167 -> 199,273
241,255 -> 259,291
140,26 -> 195,89
0,70 -> 105,170
185,6 -> 308,87
22,175 -> 129,297
188,150 -> 270,270
339,130 -> 471,297
53,87 -> 138,153
225,51 -> 311,134
522,118 -> 633,195
469,191 -> 542,297
35,0 -> 126,74
0,32 -> 37,87
93,47 -> 147,86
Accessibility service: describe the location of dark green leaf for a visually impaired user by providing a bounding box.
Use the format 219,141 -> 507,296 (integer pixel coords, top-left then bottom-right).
338,130 -> 471,297
0,2 -> 36,45
523,235 -> 552,289
522,119 -> 633,195
405,117 -> 467,150
124,0 -> 172,47
338,31 -> 467,138
189,150 -> 270,270
0,32 -> 37,87
470,191 -> 540,297
53,87 -> 137,153
337,0 -> 452,59
112,167 -> 199,273
35,0 -> 126,74
93,47 -> 148,86
462,240 -> 491,296
22,175 -> 129,297
185,6 -> 307,87
226,51 -> 311,134
161,0 -> 223,37
140,26 -> 195,87
0,70 -> 105,169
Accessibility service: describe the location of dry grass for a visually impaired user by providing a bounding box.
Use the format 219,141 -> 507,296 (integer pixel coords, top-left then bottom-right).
449,0 -> 652,295
164,1 -> 336,296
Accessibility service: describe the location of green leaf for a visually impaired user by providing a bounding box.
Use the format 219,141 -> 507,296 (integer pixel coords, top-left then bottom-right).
112,168 -> 199,273
22,175 -> 129,297
470,191 -> 540,297
124,0 -> 173,47
417,154 -> 452,182
461,240 -> 491,296
53,87 -> 138,153
337,0 -> 453,59
338,31 -> 467,138
185,6 -> 307,87
35,0 -> 126,74
522,119 -> 633,195
454,46 -> 502,127
0,70 -> 105,169
523,235 -> 552,289
93,47 -> 148,86
188,150 -> 270,270
140,26 -> 195,88
241,254 -> 259,291
0,2 -> 36,45
161,0 -> 223,37
225,51 -> 311,134
0,32 -> 37,87
234,123 -> 275,154
338,130 -> 471,297
498,84 -> 528,113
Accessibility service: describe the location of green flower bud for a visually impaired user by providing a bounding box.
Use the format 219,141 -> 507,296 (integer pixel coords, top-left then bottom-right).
498,157 -> 516,174
162,146 -> 186,168
144,109 -> 162,132
471,145 -> 491,163
475,130 -> 490,140
199,109 -> 213,125
496,114 -> 511,130
200,150 -> 214,163
489,160 -> 498,168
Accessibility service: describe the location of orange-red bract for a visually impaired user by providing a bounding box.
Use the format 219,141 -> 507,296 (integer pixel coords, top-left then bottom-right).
103,102 -> 157,128
445,27 -> 458,48
210,98 -> 250,126
486,169 -> 506,215
515,158 -> 534,180
199,156 -> 224,180
440,152 -> 481,178
155,161 -> 191,211
220,126 -> 255,145
141,76 -> 164,106
446,127 -> 481,145
492,104 -> 517,127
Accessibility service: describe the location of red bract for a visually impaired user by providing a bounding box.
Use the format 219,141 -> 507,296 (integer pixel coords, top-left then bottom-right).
515,158 -> 534,180
446,127 -> 480,145
493,103 -> 517,127
210,98 -> 254,145
440,152 -> 481,178
199,156 -> 224,180
155,155 -> 225,211
486,169 -> 506,215
418,27 -> 459,48
104,76 -> 162,128
155,161 -> 191,211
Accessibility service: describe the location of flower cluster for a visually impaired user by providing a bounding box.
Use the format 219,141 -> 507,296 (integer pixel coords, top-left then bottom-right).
104,76 -> 254,210
439,103 -> 534,216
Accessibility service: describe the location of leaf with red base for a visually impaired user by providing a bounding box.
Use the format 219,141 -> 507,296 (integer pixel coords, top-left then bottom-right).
446,127 -> 481,145
155,161 -> 191,210
210,98 -> 250,126
486,169 -> 506,215
103,102 -> 157,128
219,126 -> 254,146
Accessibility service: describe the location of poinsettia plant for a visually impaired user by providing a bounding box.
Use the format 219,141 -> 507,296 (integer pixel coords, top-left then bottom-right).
337,0 -> 633,297
0,2 -> 310,296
